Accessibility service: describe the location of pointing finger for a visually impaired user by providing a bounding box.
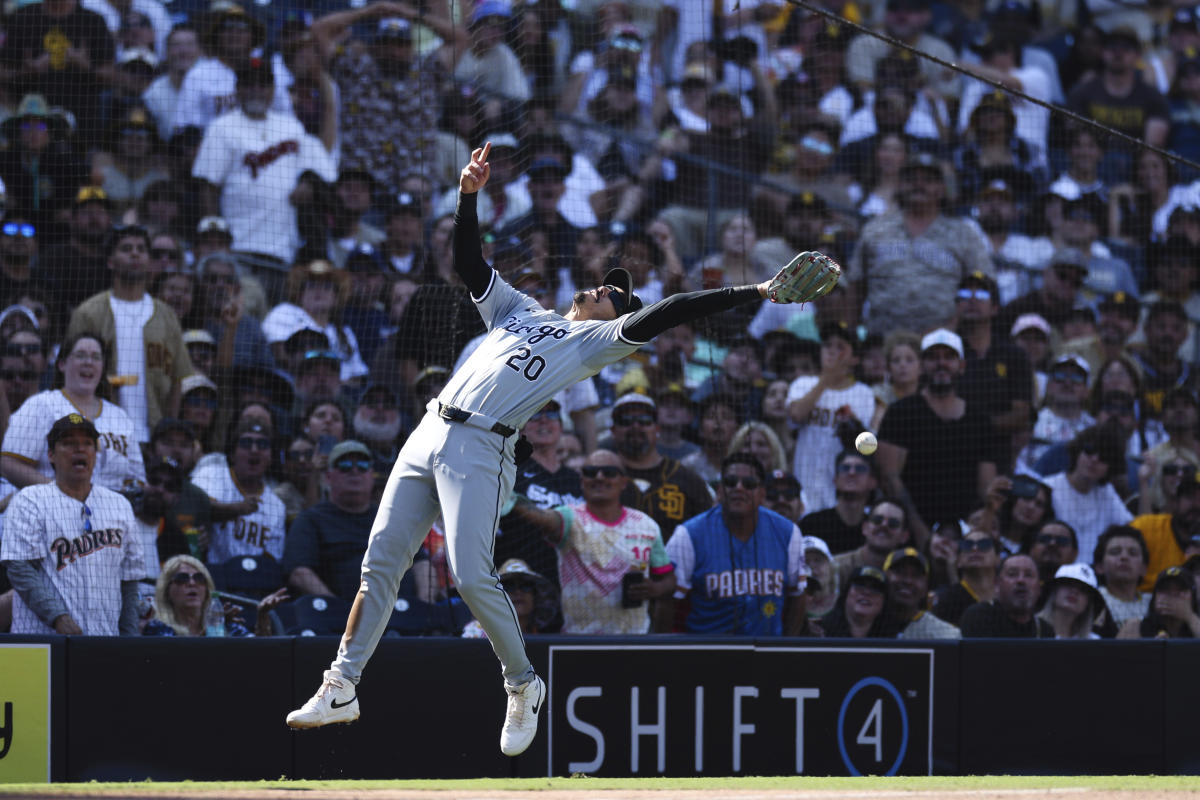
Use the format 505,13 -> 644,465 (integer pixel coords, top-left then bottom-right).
480,141 -> 492,163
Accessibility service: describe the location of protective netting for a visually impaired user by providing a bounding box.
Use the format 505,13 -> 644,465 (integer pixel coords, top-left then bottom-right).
0,0 -> 1198,640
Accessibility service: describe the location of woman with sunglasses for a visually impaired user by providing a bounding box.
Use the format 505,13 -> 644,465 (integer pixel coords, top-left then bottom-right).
931,530 -> 1000,626
0,332 -> 145,496
144,554 -> 287,636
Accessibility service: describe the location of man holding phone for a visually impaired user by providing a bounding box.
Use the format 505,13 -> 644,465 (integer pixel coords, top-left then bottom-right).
503,449 -> 674,633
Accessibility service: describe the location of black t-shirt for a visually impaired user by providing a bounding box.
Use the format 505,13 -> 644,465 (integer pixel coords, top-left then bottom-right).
878,393 -> 998,527
960,339 -> 1032,419
620,457 -> 713,543
0,147 -> 87,239
1067,76 -> 1169,153
39,243 -> 108,318
959,600 -> 1054,638
282,499 -> 422,603
800,507 -> 863,555
995,290 -> 1073,340
932,580 -> 981,627
0,4 -> 115,131
495,458 -> 583,593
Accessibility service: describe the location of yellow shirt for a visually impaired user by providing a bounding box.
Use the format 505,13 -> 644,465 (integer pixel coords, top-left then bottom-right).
1131,514 -> 1186,593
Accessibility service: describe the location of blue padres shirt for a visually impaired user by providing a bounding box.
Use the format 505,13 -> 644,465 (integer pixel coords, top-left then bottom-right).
665,506 -> 807,635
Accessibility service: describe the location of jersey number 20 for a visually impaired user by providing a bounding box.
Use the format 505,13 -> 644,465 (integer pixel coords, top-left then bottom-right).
505,347 -> 547,381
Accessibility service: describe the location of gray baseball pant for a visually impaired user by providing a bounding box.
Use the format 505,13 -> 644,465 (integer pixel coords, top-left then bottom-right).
329,412 -> 535,687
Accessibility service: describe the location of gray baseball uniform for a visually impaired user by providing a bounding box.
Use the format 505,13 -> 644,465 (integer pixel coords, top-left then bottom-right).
327,192 -> 769,689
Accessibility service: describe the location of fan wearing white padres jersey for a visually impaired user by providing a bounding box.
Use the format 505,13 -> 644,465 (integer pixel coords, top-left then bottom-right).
0,333 -> 145,499
287,143 -> 839,757
191,420 -> 286,565
0,414 -> 143,636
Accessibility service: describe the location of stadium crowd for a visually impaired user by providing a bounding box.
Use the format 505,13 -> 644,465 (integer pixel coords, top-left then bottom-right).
3,0 -> 1200,641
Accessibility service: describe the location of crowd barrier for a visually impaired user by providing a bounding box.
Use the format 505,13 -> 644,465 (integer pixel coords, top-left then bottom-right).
1,635 -> 1196,781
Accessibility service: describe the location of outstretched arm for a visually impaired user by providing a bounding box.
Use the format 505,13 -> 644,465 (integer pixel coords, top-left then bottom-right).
453,144 -> 495,298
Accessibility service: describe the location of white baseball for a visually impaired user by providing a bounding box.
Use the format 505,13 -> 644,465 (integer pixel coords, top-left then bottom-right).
855,431 -> 878,456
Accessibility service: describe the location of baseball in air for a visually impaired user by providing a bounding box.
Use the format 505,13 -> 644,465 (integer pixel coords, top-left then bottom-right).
855,431 -> 878,456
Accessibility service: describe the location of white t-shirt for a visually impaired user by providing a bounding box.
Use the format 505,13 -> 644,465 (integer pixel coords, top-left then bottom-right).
662,0 -> 767,82
786,376 -> 876,513
172,57 -> 293,133
1044,471 -> 1133,564
192,110 -> 337,263
109,294 -> 155,442
1,483 -> 142,635
259,303 -> 368,381
191,462 -> 287,565
142,75 -> 179,141
508,154 -> 605,229
1,390 -> 145,495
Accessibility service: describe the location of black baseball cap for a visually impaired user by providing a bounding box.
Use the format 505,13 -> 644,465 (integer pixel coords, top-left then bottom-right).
818,319 -> 859,352
47,413 -> 99,449
151,417 -> 196,443
602,267 -> 644,317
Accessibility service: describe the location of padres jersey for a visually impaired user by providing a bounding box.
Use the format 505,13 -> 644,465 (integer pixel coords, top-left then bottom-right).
438,273 -> 642,429
555,504 -> 671,634
666,506 -> 808,635
1,483 -> 142,635
191,463 -> 287,564
0,390 -> 145,495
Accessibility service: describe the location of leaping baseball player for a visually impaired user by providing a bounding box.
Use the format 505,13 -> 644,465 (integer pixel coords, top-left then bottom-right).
286,142 -> 841,756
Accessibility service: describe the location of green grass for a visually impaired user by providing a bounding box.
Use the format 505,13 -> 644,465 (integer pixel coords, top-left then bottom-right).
3,775 -> 1200,793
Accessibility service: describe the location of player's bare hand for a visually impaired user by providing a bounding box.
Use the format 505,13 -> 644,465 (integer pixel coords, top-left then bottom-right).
460,143 -> 492,194
54,614 -> 83,635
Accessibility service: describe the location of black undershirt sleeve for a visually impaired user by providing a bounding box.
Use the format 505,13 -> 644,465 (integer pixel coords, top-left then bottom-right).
620,286 -> 763,343
452,192 -> 494,299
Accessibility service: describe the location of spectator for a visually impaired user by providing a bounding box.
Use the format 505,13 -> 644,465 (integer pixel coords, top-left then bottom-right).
192,58 -> 336,290
885,547 -> 960,639
1017,354 -> 1095,474
143,554 -> 284,636
191,253 -> 273,370
461,558 -> 560,638
848,153 -> 993,334
960,553 -> 1053,637
958,29 -> 1052,162
39,187 -> 114,314
1044,425 -> 1134,562
496,158 -> 579,271
1058,195 -> 1139,300
832,498 -> 910,589
504,449 -> 676,634
263,261 -> 369,384
190,419 -> 286,566
663,454 -> 808,635
995,247 -> 1089,336
1,331 -> 143,495
351,383 -> 403,471
375,193 -> 426,279
1035,562 -> 1108,639
0,97 -> 87,241
141,24 -> 200,141
877,329 -> 998,547
728,422 -> 787,477
66,224 -> 193,441
974,179 -> 1054,305
1117,565 -> 1200,638
762,469 -> 804,523
1131,470 -> 1200,592
845,0 -> 957,100
1,414 -> 143,635
300,400 -> 345,456
692,337 -> 766,420
612,392 -> 712,539
178,374 -> 219,452
822,564 -> 903,639
932,529 -> 1000,626
0,216 -> 44,308
450,3 -> 530,106
0,0 -> 115,137
1027,519 -> 1080,589
682,393 -> 741,485
800,450 -> 878,555
870,331 -> 921,430
147,232 -> 185,284
654,383 -> 700,462
171,4 -> 290,133
982,475 -> 1054,554
181,330 -> 216,378
801,534 -> 837,622
787,320 -> 874,513
93,105 -> 168,214
1094,524 -> 1151,628
0,328 -> 44,421
283,440 -> 426,604
1130,301 -> 1192,419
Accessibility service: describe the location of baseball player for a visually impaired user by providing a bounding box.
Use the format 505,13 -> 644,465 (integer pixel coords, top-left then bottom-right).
286,143 -> 840,757
0,332 -> 145,499
0,414 -> 144,636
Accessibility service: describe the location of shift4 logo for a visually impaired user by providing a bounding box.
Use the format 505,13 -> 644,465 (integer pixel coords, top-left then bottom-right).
0,701 -> 12,759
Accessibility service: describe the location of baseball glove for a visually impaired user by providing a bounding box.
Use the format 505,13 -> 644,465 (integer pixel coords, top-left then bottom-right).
766,251 -> 842,304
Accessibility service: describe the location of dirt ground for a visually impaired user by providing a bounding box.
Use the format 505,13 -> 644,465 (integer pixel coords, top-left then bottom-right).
4,789 -> 1194,800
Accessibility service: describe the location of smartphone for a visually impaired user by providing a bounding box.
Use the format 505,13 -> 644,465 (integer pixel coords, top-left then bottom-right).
1010,475 -> 1043,500
621,572 -> 646,608
317,434 -> 337,456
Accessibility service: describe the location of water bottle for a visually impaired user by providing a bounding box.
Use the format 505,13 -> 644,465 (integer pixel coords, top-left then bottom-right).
205,597 -> 225,637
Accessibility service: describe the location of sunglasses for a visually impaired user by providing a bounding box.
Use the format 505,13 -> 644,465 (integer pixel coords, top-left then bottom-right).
868,513 -> 903,530
528,410 -> 560,423
1037,533 -> 1073,548
150,248 -> 180,260
184,395 -> 218,410
21,121 -> 47,133
614,414 -> 655,427
505,580 -> 536,593
838,462 -> 870,475
333,457 -> 372,473
146,474 -> 181,491
721,474 -> 762,490
170,571 -> 206,586
606,285 -> 628,316
5,342 -> 40,356
799,135 -> 834,156
956,288 -> 992,302
581,465 -> 624,479
1053,267 -> 1084,288
766,487 -> 800,501
1164,465 -> 1196,477
237,436 -> 271,451
2,222 -> 34,238
2,369 -> 38,381
959,538 -> 995,552
1051,370 -> 1087,385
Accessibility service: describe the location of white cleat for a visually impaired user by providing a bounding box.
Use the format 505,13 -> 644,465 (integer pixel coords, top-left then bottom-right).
286,671 -> 360,729
500,675 -> 546,756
